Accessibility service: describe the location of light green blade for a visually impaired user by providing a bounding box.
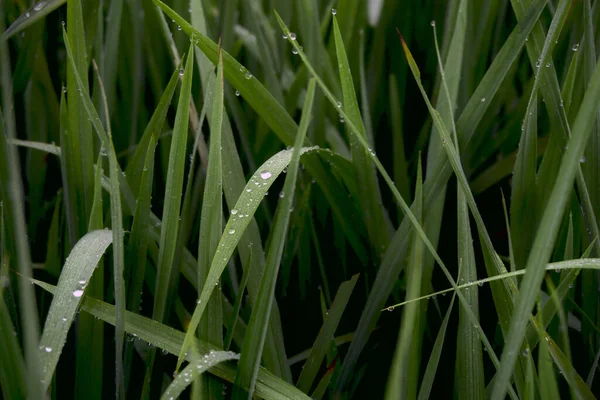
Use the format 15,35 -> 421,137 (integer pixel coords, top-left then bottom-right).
38,230 -> 112,387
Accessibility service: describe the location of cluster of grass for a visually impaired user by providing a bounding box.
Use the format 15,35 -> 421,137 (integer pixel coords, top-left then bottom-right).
1,0 -> 600,398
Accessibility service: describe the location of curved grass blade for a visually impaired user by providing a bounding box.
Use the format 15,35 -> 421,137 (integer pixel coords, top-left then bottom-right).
161,351 -> 241,400
196,45 -> 225,397
332,15 -> 389,259
177,145 -> 320,369
233,79 -> 317,398
296,274 -> 359,393
38,229 -> 112,388
153,0 -> 367,263
34,280 -> 310,400
2,0 -> 66,40
63,28 -> 127,397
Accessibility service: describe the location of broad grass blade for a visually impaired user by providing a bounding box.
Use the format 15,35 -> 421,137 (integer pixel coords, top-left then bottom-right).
38,230 -> 112,388
2,0 -> 66,40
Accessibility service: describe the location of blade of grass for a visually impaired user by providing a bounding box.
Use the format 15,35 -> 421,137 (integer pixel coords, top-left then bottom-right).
66,0 -> 94,242
38,229 -> 112,388
333,15 -> 390,259
177,145 -> 320,370
63,28 -> 127,398
224,248 -> 252,351
161,350 -> 241,400
2,0 -> 66,40
233,79 -> 317,398
296,274 -> 359,393
0,289 -> 26,399
0,111 -> 43,398
34,280 -> 311,400
417,292 -> 457,400
385,158 -> 424,400
196,46 -> 225,398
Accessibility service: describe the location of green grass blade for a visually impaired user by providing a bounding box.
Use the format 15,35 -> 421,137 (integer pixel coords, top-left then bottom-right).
2,0 -> 66,40
152,42 -> 194,322
177,145 -> 320,369
0,110 -> 43,399
38,229 -> 112,388
224,249 -> 252,350
63,28 -> 127,397
74,152 -> 105,400
123,134 -> 156,391
296,274 -> 359,393
385,158 -> 424,400
66,0 -> 94,241
125,63 -> 181,195
0,290 -> 26,399
161,351 -> 241,400
332,15 -> 390,259
234,79 -> 317,398
196,46 -> 225,397
34,280 -> 311,400
417,294 -> 457,400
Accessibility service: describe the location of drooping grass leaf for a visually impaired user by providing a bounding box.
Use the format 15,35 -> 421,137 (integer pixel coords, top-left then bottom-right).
161,351 -> 241,400
38,229 -> 112,387
2,0 -> 66,40
34,280 -> 311,400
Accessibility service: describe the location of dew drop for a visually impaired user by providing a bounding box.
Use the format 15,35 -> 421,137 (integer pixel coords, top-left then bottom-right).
332,8 -> 337,15
260,170 -> 272,180
480,97 -> 486,103
282,34 -> 288,39
179,68 -> 184,76
337,101 -> 342,108
235,90 -> 240,97
572,43 -> 579,51
279,191 -> 284,199
245,71 -> 252,80
430,20 -> 436,27
72,289 -> 84,298
580,155 -> 586,163
231,209 -> 238,215
44,346 -> 52,353
34,2 -> 45,12
229,229 -> 236,235
292,48 -> 298,55
177,25 -> 182,31
289,32 -> 297,41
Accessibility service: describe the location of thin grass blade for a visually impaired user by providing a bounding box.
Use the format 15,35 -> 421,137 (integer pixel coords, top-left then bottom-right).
233,79 -> 317,398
